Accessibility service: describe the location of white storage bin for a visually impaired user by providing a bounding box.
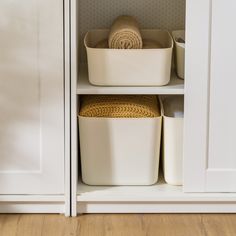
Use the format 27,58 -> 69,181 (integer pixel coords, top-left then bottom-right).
84,29 -> 173,86
79,115 -> 162,186
161,96 -> 184,186
172,30 -> 185,79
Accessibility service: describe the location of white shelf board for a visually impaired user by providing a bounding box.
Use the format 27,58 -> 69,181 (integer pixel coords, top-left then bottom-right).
77,65 -> 184,95
77,179 -> 236,202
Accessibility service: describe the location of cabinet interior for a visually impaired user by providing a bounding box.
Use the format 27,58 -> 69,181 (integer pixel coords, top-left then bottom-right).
75,0 -> 186,199
76,95 -> 183,201
77,0 -> 186,64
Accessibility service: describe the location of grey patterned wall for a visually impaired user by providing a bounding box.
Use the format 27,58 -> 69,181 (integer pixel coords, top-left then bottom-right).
78,0 -> 186,62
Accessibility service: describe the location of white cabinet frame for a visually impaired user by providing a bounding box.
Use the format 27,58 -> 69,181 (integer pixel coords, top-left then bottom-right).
70,0 -> 236,215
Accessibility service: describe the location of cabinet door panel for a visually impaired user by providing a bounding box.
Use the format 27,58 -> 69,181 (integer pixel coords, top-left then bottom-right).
184,0 -> 236,192
208,0 -> 236,169
206,0 -> 236,191
0,0 -> 64,194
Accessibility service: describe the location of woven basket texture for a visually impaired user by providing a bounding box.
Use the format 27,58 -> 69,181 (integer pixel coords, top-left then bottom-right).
79,95 -> 160,118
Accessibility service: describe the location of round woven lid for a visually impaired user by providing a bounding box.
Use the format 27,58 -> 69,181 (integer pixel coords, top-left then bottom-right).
79,95 -> 160,118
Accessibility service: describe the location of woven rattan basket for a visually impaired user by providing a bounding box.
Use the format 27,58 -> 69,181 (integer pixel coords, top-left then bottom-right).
79,95 -> 160,118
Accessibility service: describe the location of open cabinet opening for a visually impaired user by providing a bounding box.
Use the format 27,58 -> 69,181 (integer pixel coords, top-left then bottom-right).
73,0 -> 188,213
78,0 -> 186,62
76,0 -> 186,92
76,94 -> 184,204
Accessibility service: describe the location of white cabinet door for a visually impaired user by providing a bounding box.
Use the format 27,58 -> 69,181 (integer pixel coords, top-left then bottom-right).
0,0 -> 64,194
184,0 -> 236,192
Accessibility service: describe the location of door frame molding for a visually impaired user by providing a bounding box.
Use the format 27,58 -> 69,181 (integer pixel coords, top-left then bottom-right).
183,0 -> 212,192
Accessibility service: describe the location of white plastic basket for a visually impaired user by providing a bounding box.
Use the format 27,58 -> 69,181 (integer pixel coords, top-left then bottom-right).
84,29 -> 173,86
172,30 -> 185,79
79,115 -> 162,186
161,96 -> 184,186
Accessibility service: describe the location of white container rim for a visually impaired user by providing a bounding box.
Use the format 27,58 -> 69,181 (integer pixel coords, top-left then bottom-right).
84,29 -> 174,50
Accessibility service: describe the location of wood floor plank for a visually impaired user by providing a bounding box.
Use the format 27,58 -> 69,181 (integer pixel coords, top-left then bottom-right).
41,215 -> 70,236
202,214 -> 236,236
76,214 -> 204,236
140,214 -> 205,236
0,214 -> 20,236
0,214 -> 236,236
15,214 -> 44,236
104,214 -> 146,236
63,217 -> 79,236
77,214 -> 107,236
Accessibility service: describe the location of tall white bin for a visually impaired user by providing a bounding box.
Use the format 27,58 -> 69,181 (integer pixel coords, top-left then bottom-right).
79,117 -> 162,186
161,96 -> 184,186
78,96 -> 162,186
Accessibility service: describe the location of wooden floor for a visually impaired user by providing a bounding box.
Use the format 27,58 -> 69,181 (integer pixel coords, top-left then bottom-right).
0,214 -> 236,236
